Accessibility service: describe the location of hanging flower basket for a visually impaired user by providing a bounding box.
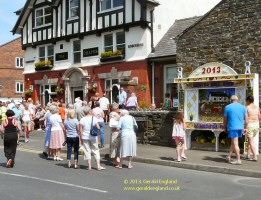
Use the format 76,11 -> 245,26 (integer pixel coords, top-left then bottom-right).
24,89 -> 33,96
55,87 -> 64,94
88,86 -> 97,93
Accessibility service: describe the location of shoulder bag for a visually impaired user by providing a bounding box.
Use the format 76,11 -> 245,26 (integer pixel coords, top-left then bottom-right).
90,116 -> 100,136
132,117 -> 138,134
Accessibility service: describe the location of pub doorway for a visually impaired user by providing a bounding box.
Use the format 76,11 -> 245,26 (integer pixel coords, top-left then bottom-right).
111,84 -> 120,103
73,89 -> 84,102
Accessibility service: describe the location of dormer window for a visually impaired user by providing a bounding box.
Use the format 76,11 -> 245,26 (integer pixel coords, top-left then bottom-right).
70,0 -> 79,18
35,6 -> 52,27
100,0 -> 123,11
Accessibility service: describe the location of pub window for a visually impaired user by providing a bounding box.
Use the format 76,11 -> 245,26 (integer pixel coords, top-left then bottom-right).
15,57 -> 24,68
100,0 -> 123,11
35,6 -> 52,27
16,82 -> 24,93
39,45 -> 54,64
116,31 -> 125,53
104,34 -> 113,52
104,32 -> 125,53
69,0 -> 79,18
73,40 -> 81,63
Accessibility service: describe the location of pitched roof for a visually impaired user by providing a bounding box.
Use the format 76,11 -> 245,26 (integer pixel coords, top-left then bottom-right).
149,16 -> 201,59
0,37 -> 21,47
146,0 -> 160,5
12,0 -> 57,34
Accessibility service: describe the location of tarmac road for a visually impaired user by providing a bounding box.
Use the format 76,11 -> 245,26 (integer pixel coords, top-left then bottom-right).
0,149 -> 261,200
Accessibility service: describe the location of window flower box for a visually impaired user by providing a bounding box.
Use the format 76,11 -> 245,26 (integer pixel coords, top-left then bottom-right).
100,50 -> 125,62
35,60 -> 53,71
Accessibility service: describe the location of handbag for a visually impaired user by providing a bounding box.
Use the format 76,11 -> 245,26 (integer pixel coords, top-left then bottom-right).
90,116 -> 100,136
132,117 -> 138,134
109,117 -> 118,128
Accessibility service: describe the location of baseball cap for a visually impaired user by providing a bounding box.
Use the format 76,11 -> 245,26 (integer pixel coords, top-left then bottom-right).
16,102 -> 21,105
230,95 -> 238,100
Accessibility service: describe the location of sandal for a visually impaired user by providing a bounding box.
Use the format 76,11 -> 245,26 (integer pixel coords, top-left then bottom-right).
98,166 -> 106,170
115,165 -> 122,169
245,155 -> 251,160
226,156 -> 231,163
74,161 -> 78,169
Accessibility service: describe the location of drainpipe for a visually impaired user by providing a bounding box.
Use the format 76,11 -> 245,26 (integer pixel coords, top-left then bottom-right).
149,9 -> 155,53
151,61 -> 155,105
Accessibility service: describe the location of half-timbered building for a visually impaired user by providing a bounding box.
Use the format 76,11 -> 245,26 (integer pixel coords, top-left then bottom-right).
12,0 -> 220,106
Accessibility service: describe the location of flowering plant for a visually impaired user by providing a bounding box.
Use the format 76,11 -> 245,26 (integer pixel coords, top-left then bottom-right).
35,60 -> 53,68
24,89 -> 33,96
55,87 -> 64,94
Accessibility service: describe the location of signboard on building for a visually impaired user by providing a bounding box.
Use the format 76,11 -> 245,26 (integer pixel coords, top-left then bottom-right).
55,52 -> 68,61
83,47 -> 99,57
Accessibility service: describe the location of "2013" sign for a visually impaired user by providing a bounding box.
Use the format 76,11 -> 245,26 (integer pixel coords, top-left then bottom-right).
202,66 -> 221,74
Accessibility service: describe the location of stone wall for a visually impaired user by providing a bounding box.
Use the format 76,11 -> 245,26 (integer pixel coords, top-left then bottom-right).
177,0 -> 261,83
130,111 -> 176,146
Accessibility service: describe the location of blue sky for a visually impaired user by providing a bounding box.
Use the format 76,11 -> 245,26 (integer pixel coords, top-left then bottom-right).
0,0 -> 26,45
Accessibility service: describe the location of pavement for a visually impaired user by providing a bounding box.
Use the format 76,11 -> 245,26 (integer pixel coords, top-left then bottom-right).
2,128 -> 260,178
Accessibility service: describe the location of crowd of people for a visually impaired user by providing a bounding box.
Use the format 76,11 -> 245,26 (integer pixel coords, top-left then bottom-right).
0,92 -> 138,170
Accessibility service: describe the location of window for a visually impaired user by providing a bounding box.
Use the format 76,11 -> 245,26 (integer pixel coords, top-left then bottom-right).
164,66 -> 179,108
116,32 -> 125,53
100,0 -> 123,11
39,45 -> 54,63
104,34 -> 113,52
16,82 -> 24,93
73,40 -> 81,63
69,0 -> 79,18
35,7 -> 52,27
16,57 -> 24,68
104,32 -> 125,53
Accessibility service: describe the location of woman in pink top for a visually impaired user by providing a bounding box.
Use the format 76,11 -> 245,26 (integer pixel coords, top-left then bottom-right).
246,95 -> 260,161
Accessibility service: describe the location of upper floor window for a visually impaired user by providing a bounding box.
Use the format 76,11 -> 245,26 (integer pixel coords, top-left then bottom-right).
69,0 -> 79,18
15,57 -> 24,68
100,0 -> 123,11
16,82 -> 24,93
104,34 -> 113,52
104,31 -> 125,53
73,40 -> 81,63
35,7 -> 52,27
39,45 -> 54,63
116,32 -> 125,53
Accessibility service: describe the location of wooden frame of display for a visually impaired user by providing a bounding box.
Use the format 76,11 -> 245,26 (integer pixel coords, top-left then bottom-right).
175,62 -> 259,153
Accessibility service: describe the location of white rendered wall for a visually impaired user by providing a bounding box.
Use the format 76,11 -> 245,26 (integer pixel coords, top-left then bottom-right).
153,0 -> 222,46
125,27 -> 150,61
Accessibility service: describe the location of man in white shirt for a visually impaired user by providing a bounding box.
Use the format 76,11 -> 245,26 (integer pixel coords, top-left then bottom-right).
99,93 -> 110,124
119,87 -> 127,109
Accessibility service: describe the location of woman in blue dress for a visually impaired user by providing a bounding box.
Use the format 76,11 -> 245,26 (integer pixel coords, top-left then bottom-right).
117,110 -> 137,169
43,106 -> 53,159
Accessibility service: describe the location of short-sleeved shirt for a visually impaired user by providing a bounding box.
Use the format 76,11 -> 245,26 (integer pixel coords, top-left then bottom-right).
99,97 -> 110,110
50,114 -> 63,131
92,107 -> 104,122
80,116 -> 98,140
64,118 -> 79,137
224,102 -> 247,131
119,91 -> 127,105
